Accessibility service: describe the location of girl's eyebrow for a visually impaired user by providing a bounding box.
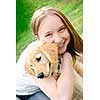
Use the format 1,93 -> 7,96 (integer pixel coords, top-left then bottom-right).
58,24 -> 65,29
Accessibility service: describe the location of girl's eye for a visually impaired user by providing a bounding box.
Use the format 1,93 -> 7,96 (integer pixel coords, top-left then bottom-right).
45,33 -> 52,38
58,27 -> 66,33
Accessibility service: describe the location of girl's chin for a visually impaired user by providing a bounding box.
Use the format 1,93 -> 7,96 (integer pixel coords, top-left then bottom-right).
58,47 -> 66,54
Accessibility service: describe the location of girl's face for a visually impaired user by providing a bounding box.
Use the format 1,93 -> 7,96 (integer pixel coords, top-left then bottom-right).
38,15 -> 70,54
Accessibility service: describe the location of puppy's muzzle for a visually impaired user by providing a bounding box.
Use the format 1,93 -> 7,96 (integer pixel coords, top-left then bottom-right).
37,62 -> 51,79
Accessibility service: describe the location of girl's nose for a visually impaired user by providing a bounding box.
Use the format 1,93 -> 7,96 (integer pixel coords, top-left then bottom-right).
53,34 -> 62,44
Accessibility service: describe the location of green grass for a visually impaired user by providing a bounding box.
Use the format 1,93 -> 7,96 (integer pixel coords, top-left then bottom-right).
16,0 -> 83,61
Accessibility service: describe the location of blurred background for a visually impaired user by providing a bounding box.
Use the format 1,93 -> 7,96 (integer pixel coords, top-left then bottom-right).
16,0 -> 83,61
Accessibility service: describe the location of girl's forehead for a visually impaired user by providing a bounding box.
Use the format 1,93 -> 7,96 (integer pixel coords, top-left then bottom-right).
42,14 -> 63,25
38,14 -> 64,32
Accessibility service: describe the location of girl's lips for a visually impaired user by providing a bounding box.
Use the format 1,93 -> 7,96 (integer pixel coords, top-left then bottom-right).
58,45 -> 64,51
58,41 -> 65,49
58,45 -> 63,48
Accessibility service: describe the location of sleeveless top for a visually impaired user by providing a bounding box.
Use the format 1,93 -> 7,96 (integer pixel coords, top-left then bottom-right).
16,41 -> 41,95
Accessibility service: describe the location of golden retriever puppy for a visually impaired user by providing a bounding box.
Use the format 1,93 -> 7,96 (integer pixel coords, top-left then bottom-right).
24,41 -> 60,79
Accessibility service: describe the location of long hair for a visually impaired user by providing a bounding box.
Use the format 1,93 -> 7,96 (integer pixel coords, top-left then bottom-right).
31,6 -> 83,60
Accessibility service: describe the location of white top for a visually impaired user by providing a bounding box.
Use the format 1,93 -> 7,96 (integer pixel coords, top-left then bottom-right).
16,41 -> 42,95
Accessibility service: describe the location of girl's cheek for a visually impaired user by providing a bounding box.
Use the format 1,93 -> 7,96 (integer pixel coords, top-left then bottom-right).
44,38 -> 53,43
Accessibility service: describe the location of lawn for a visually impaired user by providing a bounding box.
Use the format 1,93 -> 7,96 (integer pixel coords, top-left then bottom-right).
16,0 -> 83,61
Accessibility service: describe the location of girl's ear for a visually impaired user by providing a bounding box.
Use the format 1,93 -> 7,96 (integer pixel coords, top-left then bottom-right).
35,34 -> 40,40
24,63 -> 35,76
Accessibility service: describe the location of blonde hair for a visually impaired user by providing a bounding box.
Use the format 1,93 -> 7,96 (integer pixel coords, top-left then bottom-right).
31,6 -> 83,59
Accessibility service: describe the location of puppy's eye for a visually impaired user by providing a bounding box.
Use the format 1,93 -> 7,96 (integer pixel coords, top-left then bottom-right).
30,64 -> 33,67
36,57 -> 41,62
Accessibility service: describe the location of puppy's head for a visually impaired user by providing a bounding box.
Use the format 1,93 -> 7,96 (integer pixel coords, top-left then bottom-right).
24,41 -> 58,79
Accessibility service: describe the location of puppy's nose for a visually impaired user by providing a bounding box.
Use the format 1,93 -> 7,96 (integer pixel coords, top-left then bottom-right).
37,72 -> 44,78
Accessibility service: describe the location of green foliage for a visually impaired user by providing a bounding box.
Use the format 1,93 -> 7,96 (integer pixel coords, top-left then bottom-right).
16,0 -> 83,61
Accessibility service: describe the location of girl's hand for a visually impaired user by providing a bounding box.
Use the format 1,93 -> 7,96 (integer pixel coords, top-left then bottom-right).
34,76 -> 59,100
62,52 -> 73,66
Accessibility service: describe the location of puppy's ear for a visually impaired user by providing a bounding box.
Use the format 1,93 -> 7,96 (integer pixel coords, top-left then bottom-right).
40,42 -> 58,64
24,63 -> 35,76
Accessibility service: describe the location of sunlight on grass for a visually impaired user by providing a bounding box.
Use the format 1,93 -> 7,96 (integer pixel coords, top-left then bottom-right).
16,0 -> 83,61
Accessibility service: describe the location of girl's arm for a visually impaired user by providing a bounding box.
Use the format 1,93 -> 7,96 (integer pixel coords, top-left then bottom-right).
34,52 -> 74,100
57,52 -> 74,100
